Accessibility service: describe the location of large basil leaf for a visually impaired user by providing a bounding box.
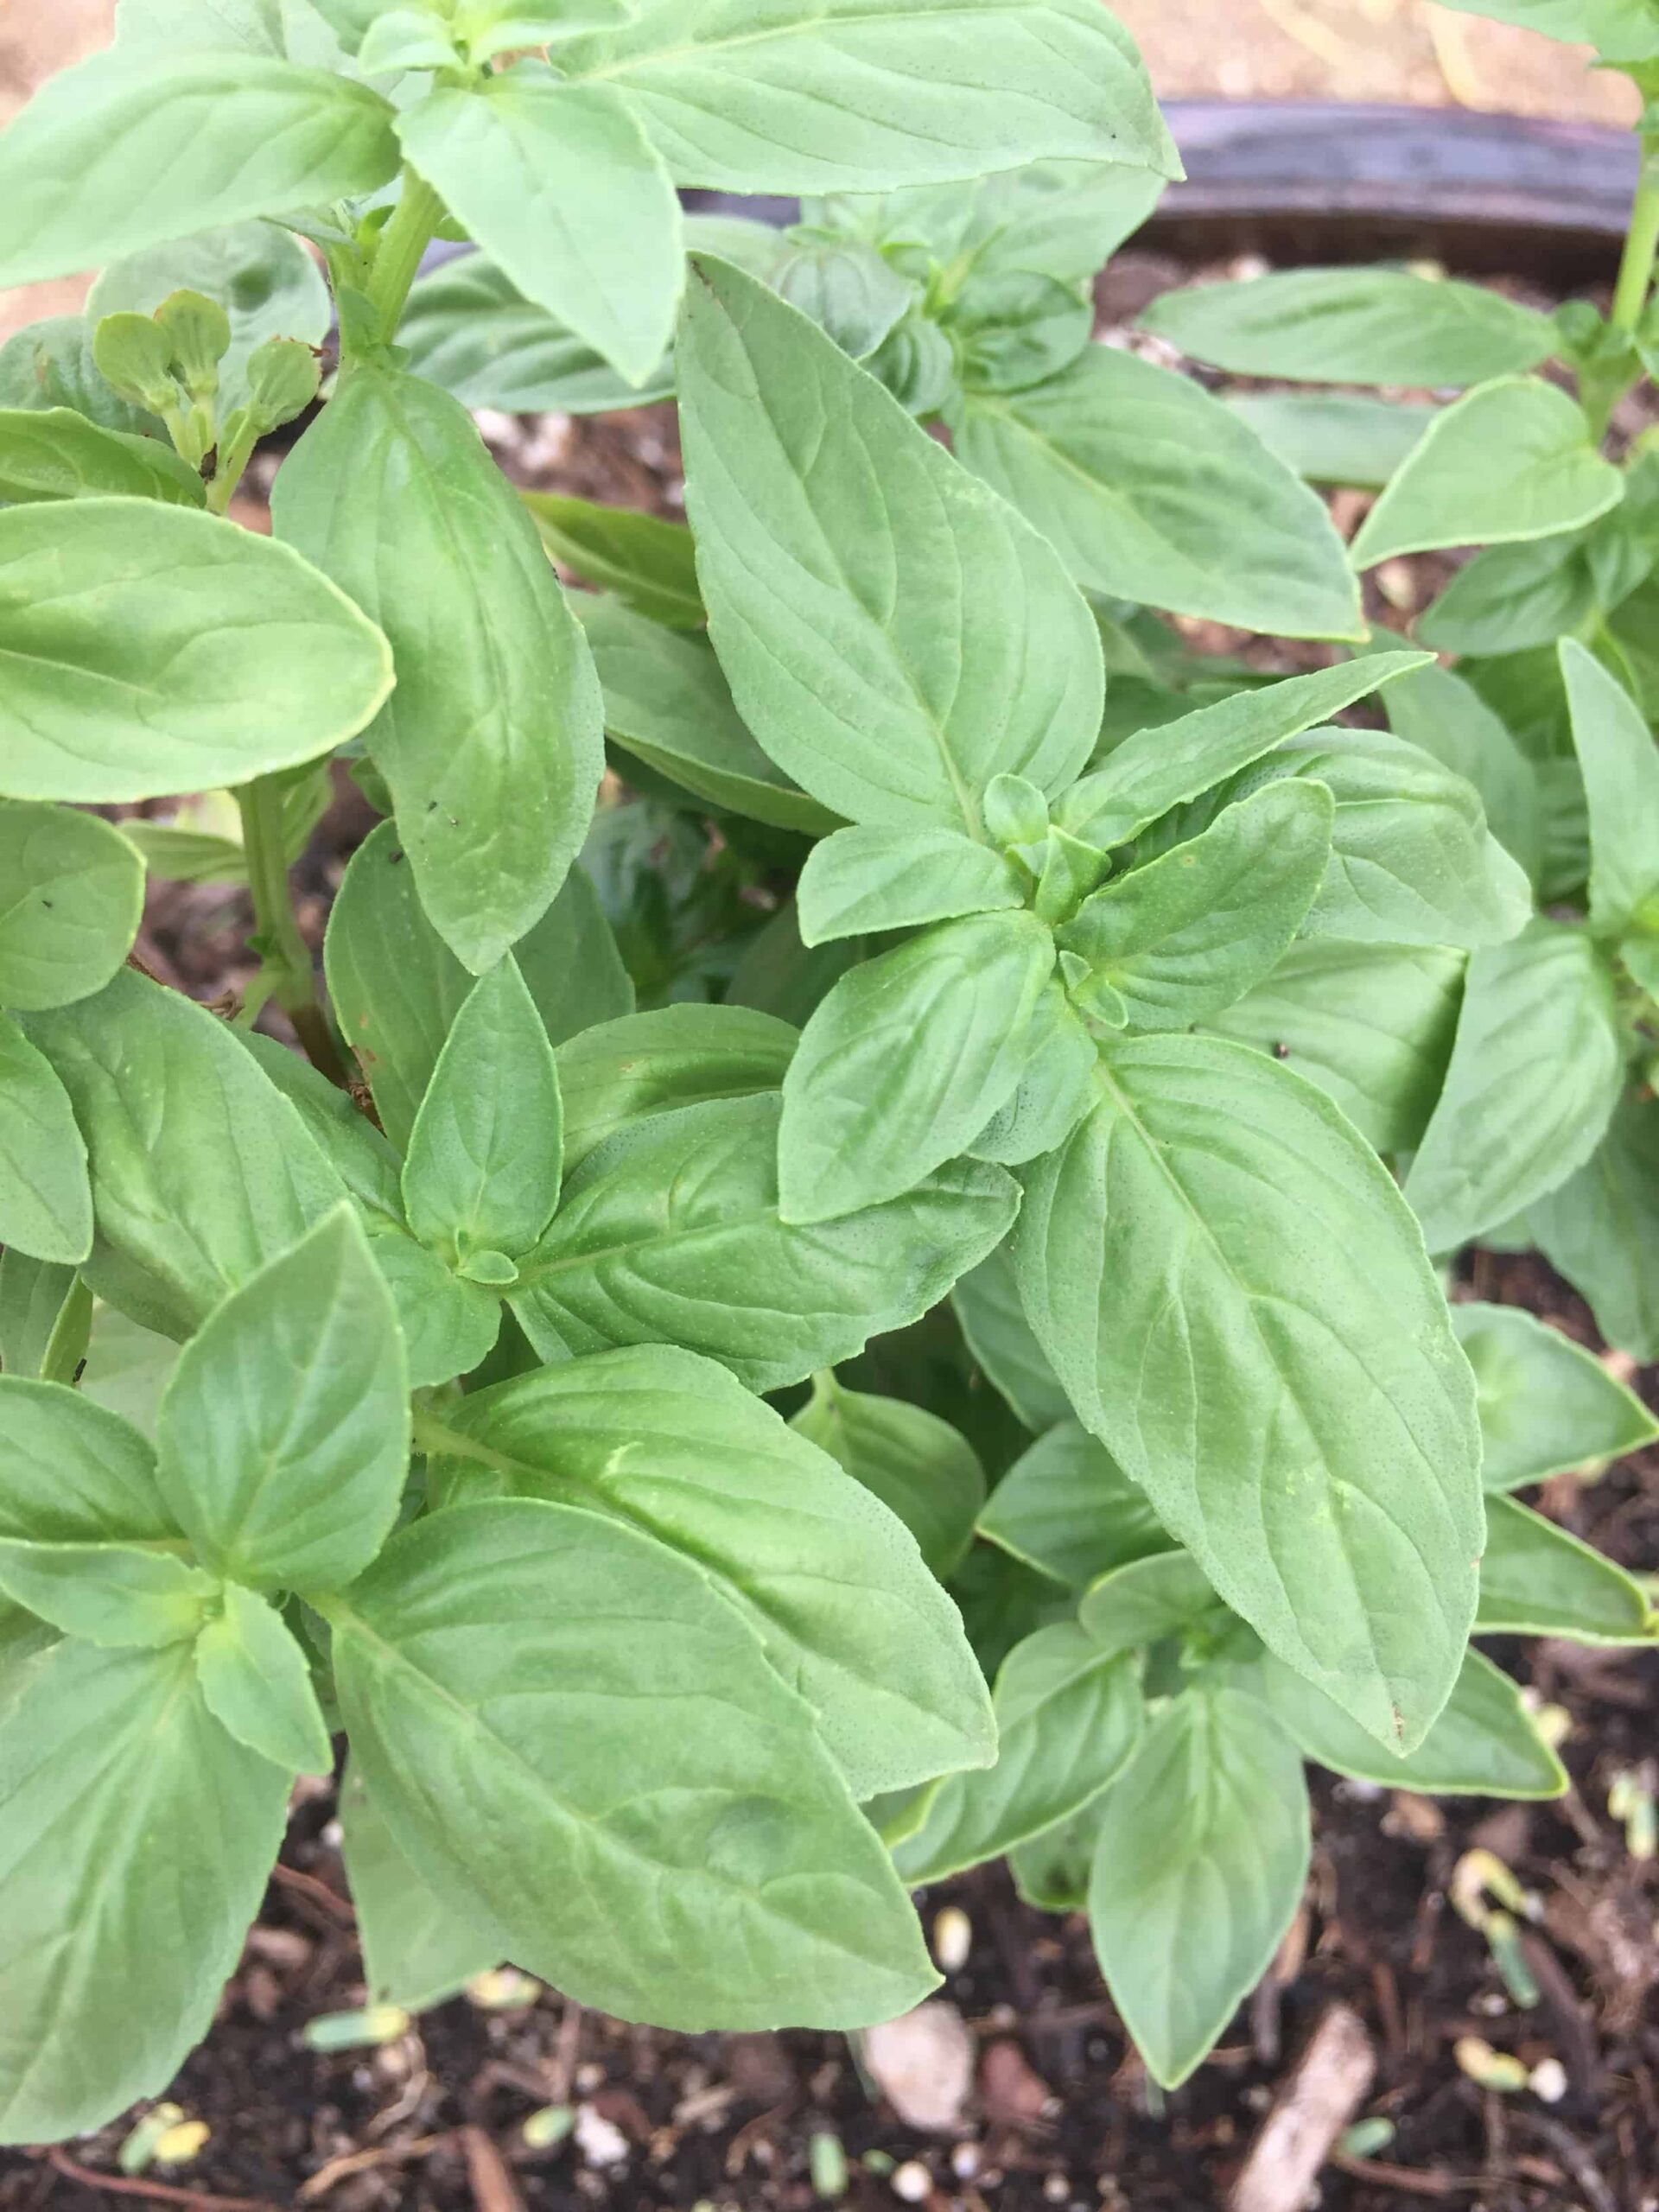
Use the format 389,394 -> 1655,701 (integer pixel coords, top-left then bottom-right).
677,255 -> 1102,833
0,801 -> 143,1012
329,1498 -> 938,2028
1225,393 -> 1437,489
398,74 -> 682,386
0,499 -> 392,804
0,1014 -> 92,1264
0,49 -> 397,289
791,1370 -> 984,1580
1532,1092 -> 1659,1359
1350,379 -> 1623,568
1477,1494 -> 1651,1643
1140,268 -> 1554,386
1207,940 -> 1463,1157
274,363 -> 604,973
326,821 -> 631,1152
0,1541 -> 214,1649
1405,923 -> 1624,1254
339,1761 -> 501,2011
1452,1300 -> 1656,1490
779,911 -> 1056,1222
1560,637 -> 1659,935
1016,1035 -> 1482,1751
977,1421 -> 1173,1589
1060,780 -> 1332,1028
1086,1684 -> 1309,2089
420,1344 -> 993,1796
559,0 -> 1176,192
512,1093 -> 1017,1389
0,1637 -> 288,2145
0,408 -> 205,506
556,1003 -> 796,1171
1380,654 -> 1541,886
798,823 -> 1025,944
894,1623 -> 1141,1881
957,346 -> 1362,640
950,1244 -> 1071,1433
399,251 -> 675,412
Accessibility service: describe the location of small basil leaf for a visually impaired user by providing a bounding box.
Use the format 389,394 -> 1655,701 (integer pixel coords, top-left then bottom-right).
0,1540 -> 215,1649
195,1583 -> 334,1774
791,1370 -> 985,1580
978,1421 -> 1173,1590
1452,1300 -> 1657,1491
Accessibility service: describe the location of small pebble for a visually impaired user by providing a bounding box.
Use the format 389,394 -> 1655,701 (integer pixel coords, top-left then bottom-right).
932,1905 -> 972,1974
1044,2174 -> 1071,2202
1529,2057 -> 1568,2104
950,2142 -> 981,2178
574,2106 -> 630,2168
892,2160 -> 932,2202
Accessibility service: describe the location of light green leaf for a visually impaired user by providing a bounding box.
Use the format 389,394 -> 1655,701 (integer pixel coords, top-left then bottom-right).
79,1304 -> 181,1437
1208,939 -> 1463,1156
0,49 -> 398,289
1224,393 -> 1437,490
0,1013 -> 92,1264
525,492 -> 702,629
1417,533 -> 1595,658
791,1370 -> 984,1580
330,1497 -> 939,2028
155,1206 -> 409,1592
821,159 -> 1161,291
1015,1035 -> 1483,1751
1560,637 -> 1659,936
957,346 -> 1362,640
557,1003 -> 797,1171
1086,1684 -> 1309,2088
978,1421 -> 1173,1589
798,823 -> 1025,945
559,0 -> 1177,192
895,1622 -> 1141,1881
0,1540 -> 214,1649
195,1582 -> 334,1773
1060,781 -> 1332,1030
0,1636 -> 289,2145
422,1344 -> 993,1796
1141,269 -> 1554,386
274,362 -> 603,974
768,233 -> 917,361
1477,1494 -> 1651,1643
678,255 -> 1102,835
1057,652 -> 1431,849
1077,1549 -> 1229,1658
1380,654 -> 1541,887
0,407 -> 204,506
1405,922 -> 1624,1253
0,801 -> 144,1012
402,956 -> 563,1269
577,596 -> 838,835
0,1376 -> 174,1541
400,250 -> 676,413
512,1092 -> 1017,1389
950,1245 -> 1071,1434
967,984 -> 1098,1165
0,1255 -> 75,1381
0,499 -> 392,804
1452,1300 -> 1657,1490
1350,378 -> 1623,569
326,821 -> 631,1152
1426,0 -> 1659,58
1256,1645 -> 1567,1798
398,73 -> 682,386
1532,1091 -> 1659,1359
0,315 -> 159,436
339,1760 -> 501,2010
949,270 -> 1091,395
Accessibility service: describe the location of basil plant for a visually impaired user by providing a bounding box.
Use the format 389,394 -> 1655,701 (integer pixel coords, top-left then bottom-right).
0,0 -> 1653,2149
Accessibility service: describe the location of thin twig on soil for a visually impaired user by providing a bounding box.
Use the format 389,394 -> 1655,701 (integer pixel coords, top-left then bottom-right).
42,2147 -> 281,2212
1328,2152 -> 1478,2197
296,2133 -> 453,2202
269,1863 -> 354,1927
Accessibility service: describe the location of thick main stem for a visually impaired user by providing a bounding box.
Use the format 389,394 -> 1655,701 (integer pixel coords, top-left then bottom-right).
1613,144 -> 1659,336
237,776 -> 349,1084
364,168 -> 446,344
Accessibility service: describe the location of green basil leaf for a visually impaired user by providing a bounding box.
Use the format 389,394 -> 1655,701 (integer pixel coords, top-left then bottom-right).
512,1093 -> 1017,1389
1531,1091 -> 1659,1359
557,1003 -> 797,1171
0,1377 -> 174,1541
895,1623 -> 1141,1881
559,0 -> 1176,192
155,1206 -> 408,1591
0,1637 -> 289,2145
678,255 -> 1102,834
397,73 -> 682,386
1207,939 -> 1463,1157
1417,533 -> 1595,658
1350,379 -> 1623,569
577,596 -> 839,835
326,822 -> 631,1152
0,315 -> 158,436
1141,269 -> 1554,386
86,218 -> 331,412
236,1031 -> 404,1224
402,955 -> 563,1269
329,1497 -> 938,2027
824,159 -> 1160,292
957,347 -> 1362,641
798,823 -> 1025,945
1077,1548 -> 1230,1659
1255,1645 -> 1567,1798
524,492 -> 702,629
791,1370 -> 985,1580
1224,393 -> 1438,490
949,270 -> 1091,395
401,251 -> 676,412
0,1255 -> 76,1381
79,1305 -> 181,1438
1405,922 -> 1624,1254
1007,1796 -> 1103,1911
0,801 -> 144,1012
1452,1299 -> 1657,1490
1380,654 -> 1542,887
1476,1494 -> 1651,1643
194,1582 -> 334,1773
967,985 -> 1098,1166
1560,636 -> 1659,935
1426,0 -> 1659,57
1060,781 -> 1332,1029
1086,1683 -> 1309,2088
1057,652 -> 1432,849
0,407 -> 204,506
768,233 -> 917,360
1015,1036 -> 1482,1751
0,1538 -> 214,1649
950,1244 -> 1071,1434
0,1013 -> 92,1265
274,363 -> 604,973
780,911 -> 1056,1223
977,1420 -> 1173,1589
423,1344 -> 993,1795
115,0 -> 290,54
339,1759 -> 501,2010
0,499 -> 393,804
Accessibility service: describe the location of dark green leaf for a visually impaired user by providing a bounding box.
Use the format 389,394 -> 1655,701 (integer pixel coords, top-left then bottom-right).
399,251 -> 675,413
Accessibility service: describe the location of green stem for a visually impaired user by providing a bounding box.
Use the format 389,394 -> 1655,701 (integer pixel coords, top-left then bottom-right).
236,776 -> 349,1085
1613,144 -> 1659,336
364,168 -> 446,345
